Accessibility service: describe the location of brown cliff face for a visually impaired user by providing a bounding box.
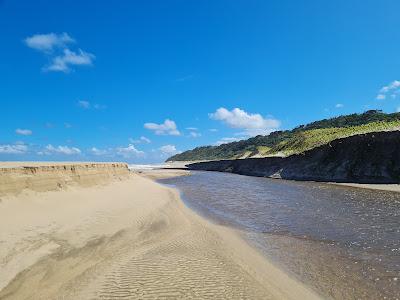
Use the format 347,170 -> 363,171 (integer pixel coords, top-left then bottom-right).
0,163 -> 131,196
188,131 -> 400,183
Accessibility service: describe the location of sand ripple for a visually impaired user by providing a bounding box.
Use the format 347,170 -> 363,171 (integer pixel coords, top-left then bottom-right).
0,173 -> 318,300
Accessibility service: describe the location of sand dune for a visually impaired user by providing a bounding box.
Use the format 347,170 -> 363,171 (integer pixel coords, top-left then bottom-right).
0,163 -> 320,299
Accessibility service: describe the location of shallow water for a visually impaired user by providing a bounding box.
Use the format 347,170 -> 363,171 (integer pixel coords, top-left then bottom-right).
159,171 -> 400,299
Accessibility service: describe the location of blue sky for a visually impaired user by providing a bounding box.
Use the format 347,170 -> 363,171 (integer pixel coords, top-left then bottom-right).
1,0 -> 400,163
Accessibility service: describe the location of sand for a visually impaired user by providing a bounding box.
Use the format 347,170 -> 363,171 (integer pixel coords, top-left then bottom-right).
0,162 -> 130,197
133,168 -> 191,180
331,182 -> 400,192
0,163 -> 320,299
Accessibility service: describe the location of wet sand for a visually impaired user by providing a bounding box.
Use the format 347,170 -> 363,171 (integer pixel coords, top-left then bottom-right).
160,171 -> 400,299
0,164 -> 319,299
332,182 -> 400,193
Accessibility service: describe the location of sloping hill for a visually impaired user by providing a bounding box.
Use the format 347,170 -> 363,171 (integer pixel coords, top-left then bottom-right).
187,131 -> 400,183
167,110 -> 400,161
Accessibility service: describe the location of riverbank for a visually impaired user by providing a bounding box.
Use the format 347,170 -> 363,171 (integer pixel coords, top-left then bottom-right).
187,131 -> 400,184
331,182 -> 400,192
0,163 -> 319,299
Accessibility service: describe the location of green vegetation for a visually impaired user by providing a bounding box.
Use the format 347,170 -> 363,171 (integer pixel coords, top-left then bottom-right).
167,110 -> 400,161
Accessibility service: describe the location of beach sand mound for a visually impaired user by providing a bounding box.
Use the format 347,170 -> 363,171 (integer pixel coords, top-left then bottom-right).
0,164 -> 319,299
0,162 -> 130,196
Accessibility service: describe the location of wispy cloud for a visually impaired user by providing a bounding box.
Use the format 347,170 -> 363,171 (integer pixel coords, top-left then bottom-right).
376,94 -> 386,100
15,128 -> 32,135
175,75 -> 194,82
77,100 -> 106,110
335,103 -> 344,108
93,104 -> 107,110
186,127 -> 201,138
159,145 -> 180,155
25,32 -> 95,73
376,80 -> 400,100
144,119 -> 180,136
78,100 -> 90,109
89,144 -> 146,159
90,147 -> 108,156
209,107 -> 280,136
129,136 -> 151,144
41,144 -> 81,155
214,137 -> 242,146
116,144 -> 145,158
189,131 -> 201,138
0,144 -> 28,154
45,49 -> 95,72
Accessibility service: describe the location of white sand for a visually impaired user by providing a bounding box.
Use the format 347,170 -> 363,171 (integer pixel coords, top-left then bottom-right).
134,168 -> 191,180
0,164 -> 320,299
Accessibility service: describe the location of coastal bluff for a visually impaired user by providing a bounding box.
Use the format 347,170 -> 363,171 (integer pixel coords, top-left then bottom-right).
187,131 -> 400,183
0,162 -> 130,196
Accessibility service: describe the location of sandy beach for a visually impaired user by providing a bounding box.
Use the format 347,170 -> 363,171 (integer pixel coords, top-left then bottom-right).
0,162 -> 320,299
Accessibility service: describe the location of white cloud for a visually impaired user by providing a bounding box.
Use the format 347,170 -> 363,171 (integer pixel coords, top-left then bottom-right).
130,136 -> 151,144
140,136 -> 151,143
144,119 -> 180,136
44,144 -> 81,155
186,127 -> 201,138
90,147 -> 108,156
0,144 -> 28,154
45,48 -> 95,72
77,100 -> 106,110
189,131 -> 201,138
214,137 -> 242,146
89,144 -> 146,159
377,80 -> 400,100
15,128 -> 32,135
209,128 -> 218,132
335,103 -> 344,108
25,32 -> 95,73
159,145 -> 180,155
209,107 -> 280,136
380,80 -> 400,93
24,32 -> 75,53
116,144 -> 145,158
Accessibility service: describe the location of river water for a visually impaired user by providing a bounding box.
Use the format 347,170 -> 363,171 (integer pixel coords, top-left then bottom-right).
159,171 -> 400,299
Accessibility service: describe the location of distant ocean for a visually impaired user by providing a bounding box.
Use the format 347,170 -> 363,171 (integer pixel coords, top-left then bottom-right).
128,164 -> 170,170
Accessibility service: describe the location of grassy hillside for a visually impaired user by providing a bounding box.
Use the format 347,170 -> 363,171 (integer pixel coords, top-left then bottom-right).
167,110 -> 400,162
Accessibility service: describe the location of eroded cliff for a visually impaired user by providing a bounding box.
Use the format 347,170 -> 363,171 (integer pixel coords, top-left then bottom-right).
0,162 -> 130,196
188,131 -> 400,183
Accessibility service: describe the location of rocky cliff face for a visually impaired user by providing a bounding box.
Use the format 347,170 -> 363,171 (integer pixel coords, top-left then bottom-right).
0,163 -> 131,196
188,131 -> 400,183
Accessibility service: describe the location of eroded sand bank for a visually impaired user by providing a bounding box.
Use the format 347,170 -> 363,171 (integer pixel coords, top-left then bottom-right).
0,163 -> 320,299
